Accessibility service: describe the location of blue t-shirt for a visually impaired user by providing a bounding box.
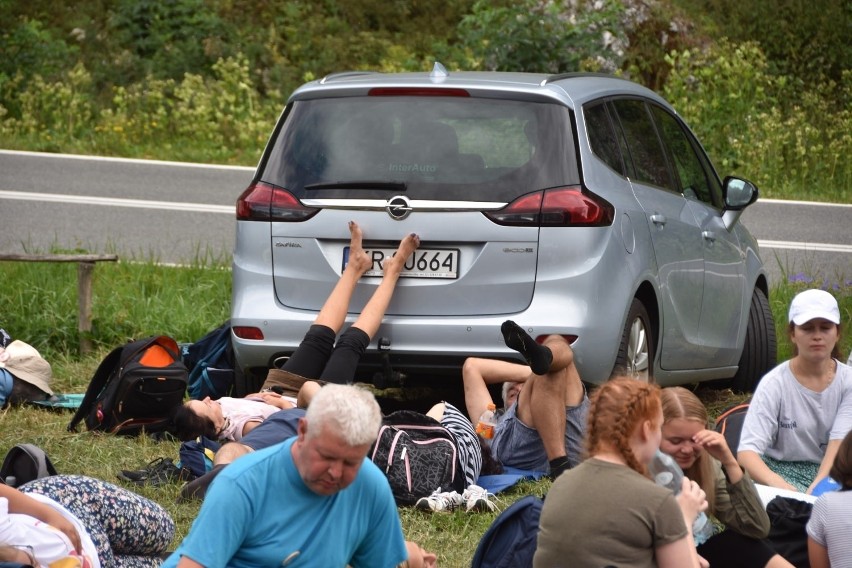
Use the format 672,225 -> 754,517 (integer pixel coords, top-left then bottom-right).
163,438 -> 407,568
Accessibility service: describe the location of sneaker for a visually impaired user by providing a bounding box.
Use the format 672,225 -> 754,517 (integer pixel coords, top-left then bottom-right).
462,484 -> 497,512
415,489 -> 465,512
117,458 -> 191,487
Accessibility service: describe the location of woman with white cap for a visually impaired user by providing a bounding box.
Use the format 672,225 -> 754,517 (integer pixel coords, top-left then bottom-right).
738,289 -> 851,494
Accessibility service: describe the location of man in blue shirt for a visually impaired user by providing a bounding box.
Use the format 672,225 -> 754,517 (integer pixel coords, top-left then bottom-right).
163,384 -> 408,568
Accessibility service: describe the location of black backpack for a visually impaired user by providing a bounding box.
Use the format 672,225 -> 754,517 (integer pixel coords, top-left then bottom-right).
370,410 -> 464,506
471,494 -> 544,568
68,336 -> 188,436
0,443 -> 58,488
766,496 -> 813,568
182,321 -> 235,400
714,401 -> 750,452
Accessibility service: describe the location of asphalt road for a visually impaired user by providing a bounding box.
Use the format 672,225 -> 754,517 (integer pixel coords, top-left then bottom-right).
1,150 -> 850,287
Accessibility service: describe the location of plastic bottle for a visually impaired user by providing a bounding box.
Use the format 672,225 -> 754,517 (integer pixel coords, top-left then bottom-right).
475,403 -> 497,440
648,450 -> 714,546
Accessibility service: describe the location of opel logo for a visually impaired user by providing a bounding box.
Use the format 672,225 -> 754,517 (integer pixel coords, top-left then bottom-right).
386,195 -> 412,220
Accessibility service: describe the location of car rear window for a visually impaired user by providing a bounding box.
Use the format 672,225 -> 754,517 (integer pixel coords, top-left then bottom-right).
259,95 -> 580,202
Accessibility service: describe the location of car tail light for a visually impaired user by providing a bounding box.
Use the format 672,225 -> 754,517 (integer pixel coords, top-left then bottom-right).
233,326 -> 264,340
484,186 -> 614,227
236,182 -> 319,222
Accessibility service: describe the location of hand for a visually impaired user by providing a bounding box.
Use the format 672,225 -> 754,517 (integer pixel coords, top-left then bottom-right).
404,541 -> 437,568
260,392 -> 295,409
691,429 -> 735,465
676,476 -> 708,524
45,510 -> 83,552
698,553 -> 710,568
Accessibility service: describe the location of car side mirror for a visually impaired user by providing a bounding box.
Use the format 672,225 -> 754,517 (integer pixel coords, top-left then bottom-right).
722,176 -> 759,230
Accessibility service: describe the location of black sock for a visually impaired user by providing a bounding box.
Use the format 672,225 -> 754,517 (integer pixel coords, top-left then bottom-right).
501,320 -> 552,375
549,456 -> 571,480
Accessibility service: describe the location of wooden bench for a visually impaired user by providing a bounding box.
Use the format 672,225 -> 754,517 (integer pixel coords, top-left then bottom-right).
0,253 -> 119,354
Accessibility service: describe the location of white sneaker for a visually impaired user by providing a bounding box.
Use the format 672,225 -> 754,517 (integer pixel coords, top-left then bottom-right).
462,484 -> 497,512
415,489 -> 465,512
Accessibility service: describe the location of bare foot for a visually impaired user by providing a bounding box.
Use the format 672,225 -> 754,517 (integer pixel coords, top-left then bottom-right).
344,220 -> 371,276
382,233 -> 420,277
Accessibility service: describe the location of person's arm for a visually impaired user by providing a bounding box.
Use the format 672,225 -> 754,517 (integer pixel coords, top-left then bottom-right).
0,484 -> 83,552
461,357 -> 530,420
807,537 -> 830,568
655,477 -> 708,568
656,537 -> 706,568
808,438 -> 841,494
737,449 -> 798,491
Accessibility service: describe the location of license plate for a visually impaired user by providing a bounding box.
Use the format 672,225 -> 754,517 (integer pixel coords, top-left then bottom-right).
343,247 -> 459,279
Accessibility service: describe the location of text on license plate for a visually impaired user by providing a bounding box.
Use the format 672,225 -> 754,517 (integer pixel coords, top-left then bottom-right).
343,247 -> 459,279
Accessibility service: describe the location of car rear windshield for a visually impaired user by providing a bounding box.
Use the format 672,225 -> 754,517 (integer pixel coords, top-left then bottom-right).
259,95 -> 580,202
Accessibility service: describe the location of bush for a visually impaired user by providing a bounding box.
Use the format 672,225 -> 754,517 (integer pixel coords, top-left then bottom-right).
663,40 -> 850,202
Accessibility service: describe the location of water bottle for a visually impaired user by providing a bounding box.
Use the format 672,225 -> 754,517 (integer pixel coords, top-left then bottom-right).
648,450 -> 714,546
475,403 -> 497,440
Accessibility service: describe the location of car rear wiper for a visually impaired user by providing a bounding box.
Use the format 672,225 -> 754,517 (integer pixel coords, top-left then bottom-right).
304,181 -> 407,191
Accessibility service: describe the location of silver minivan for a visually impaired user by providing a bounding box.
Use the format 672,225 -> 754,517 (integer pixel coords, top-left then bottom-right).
231,67 -> 776,392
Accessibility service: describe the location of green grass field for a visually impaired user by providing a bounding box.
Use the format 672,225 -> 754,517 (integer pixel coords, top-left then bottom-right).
0,260 -> 848,566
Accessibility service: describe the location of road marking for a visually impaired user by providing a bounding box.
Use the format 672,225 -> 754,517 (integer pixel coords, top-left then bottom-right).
758,240 -> 852,254
0,190 -> 232,214
0,149 -> 255,171
760,198 -> 852,208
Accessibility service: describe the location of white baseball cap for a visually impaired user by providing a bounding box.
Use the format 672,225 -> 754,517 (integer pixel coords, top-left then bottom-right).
788,289 -> 841,325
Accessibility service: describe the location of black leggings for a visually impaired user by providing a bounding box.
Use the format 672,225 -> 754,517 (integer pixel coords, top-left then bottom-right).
696,529 -> 777,568
282,324 -> 370,384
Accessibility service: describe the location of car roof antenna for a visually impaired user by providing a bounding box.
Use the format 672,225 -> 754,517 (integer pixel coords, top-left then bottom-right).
430,62 -> 448,81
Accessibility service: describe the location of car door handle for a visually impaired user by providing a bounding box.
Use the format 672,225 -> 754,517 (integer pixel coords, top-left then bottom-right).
702,230 -> 716,242
650,214 -> 667,226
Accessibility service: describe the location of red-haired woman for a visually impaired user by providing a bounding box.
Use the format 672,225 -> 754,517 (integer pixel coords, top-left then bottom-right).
534,378 -> 708,568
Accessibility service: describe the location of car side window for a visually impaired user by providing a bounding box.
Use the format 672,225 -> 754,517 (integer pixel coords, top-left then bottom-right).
611,99 -> 675,192
650,105 -> 723,208
584,102 -> 625,176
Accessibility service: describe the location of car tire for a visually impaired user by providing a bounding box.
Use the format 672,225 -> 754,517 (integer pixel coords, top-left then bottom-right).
614,299 -> 654,382
730,288 -> 777,393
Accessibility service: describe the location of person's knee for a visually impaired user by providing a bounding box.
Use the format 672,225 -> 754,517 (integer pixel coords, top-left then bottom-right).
213,442 -> 251,465
297,381 -> 322,408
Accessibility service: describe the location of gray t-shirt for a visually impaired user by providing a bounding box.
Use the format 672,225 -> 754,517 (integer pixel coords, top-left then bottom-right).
739,360 -> 852,462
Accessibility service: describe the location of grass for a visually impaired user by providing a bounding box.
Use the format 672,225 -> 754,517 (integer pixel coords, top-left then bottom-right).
0,260 -> 849,567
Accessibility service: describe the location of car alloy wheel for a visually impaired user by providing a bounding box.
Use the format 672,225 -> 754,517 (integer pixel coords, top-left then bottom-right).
615,299 -> 654,382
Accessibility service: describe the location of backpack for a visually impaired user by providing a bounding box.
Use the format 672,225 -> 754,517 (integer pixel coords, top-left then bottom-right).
471,494 -> 544,568
766,496 -> 813,568
177,436 -> 221,479
0,443 -> 58,488
370,410 -> 464,506
182,321 -> 236,400
67,336 -> 188,436
714,401 -> 750,452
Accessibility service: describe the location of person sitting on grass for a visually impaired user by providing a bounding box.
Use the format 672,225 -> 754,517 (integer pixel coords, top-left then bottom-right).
806,428 -> 852,568
534,378 -> 709,568
461,322 -> 589,479
162,383 -> 430,568
0,474 -> 174,568
661,386 -> 794,568
738,289 -> 852,494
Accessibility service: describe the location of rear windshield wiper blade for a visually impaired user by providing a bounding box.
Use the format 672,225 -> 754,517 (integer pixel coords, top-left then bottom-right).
304,181 -> 407,191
